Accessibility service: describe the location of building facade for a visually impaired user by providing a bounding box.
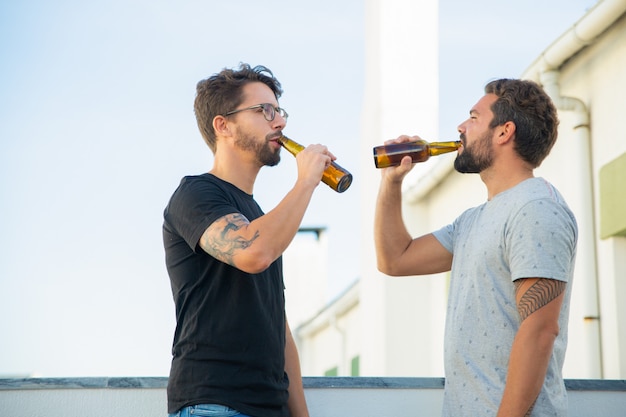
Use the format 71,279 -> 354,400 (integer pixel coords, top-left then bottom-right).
292,0 -> 626,380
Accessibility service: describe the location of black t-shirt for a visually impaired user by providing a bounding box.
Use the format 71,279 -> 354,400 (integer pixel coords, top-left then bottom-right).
163,173 -> 289,417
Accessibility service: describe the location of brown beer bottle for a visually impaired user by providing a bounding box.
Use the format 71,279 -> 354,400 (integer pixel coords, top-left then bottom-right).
278,136 -> 353,193
373,140 -> 462,168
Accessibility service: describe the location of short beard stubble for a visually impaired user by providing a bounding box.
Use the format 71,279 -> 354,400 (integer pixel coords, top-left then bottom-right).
235,132 -> 281,167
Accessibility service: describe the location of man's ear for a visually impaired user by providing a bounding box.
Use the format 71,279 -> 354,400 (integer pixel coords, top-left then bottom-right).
213,115 -> 232,137
496,121 -> 516,144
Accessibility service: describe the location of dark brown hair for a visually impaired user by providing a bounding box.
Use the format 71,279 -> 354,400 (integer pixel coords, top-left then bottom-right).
485,79 -> 559,167
194,63 -> 283,152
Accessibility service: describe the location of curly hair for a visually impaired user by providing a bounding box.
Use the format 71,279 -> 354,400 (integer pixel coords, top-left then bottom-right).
485,79 -> 559,168
194,63 -> 283,153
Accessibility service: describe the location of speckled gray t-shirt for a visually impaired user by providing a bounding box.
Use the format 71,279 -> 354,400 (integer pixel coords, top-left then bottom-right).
433,177 -> 577,417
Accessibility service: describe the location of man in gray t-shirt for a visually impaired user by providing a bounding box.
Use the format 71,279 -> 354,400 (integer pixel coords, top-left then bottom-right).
434,177 -> 576,416
374,79 -> 577,417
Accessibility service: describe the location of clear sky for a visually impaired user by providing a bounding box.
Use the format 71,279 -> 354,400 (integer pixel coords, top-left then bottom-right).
0,0 -> 596,377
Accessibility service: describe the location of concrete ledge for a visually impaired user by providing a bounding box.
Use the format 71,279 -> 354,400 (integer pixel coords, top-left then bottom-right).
303,376 -> 445,389
0,376 -> 169,390
1,377 -> 624,417
564,378 -> 626,391
1,376 -> 624,391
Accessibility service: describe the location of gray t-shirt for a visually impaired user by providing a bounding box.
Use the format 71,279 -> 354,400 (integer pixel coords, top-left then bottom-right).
433,177 -> 577,417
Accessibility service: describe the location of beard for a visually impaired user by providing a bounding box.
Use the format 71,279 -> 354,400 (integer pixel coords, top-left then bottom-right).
454,129 -> 495,174
235,132 -> 281,167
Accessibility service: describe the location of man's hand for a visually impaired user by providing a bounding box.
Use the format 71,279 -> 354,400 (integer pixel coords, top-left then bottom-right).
379,135 -> 420,183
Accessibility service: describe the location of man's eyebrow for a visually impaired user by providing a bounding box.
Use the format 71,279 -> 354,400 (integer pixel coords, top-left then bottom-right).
469,109 -> 479,116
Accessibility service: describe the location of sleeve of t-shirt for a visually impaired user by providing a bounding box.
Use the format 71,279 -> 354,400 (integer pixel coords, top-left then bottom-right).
506,198 -> 577,283
432,207 -> 477,254
165,177 -> 239,252
432,223 -> 454,254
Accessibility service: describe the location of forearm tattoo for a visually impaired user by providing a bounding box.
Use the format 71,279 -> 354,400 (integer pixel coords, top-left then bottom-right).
515,279 -> 566,321
201,213 -> 260,265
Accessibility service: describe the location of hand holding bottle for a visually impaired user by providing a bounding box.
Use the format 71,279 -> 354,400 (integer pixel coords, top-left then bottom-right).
373,136 -> 461,168
375,136 -> 423,183
279,136 -> 353,193
296,143 -> 336,189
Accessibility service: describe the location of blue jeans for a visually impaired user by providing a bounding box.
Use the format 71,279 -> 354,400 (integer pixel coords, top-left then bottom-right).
168,404 -> 254,417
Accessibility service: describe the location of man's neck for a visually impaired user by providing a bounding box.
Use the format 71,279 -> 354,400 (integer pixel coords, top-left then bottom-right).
210,152 -> 261,195
480,162 -> 534,201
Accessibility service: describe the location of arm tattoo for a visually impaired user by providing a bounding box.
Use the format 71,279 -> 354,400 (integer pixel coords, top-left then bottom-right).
515,279 -> 566,321
201,213 -> 260,265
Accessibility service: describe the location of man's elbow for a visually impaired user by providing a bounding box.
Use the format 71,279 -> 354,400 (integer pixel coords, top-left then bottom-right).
544,323 -> 560,341
376,259 -> 402,277
533,322 -> 560,353
237,251 -> 277,275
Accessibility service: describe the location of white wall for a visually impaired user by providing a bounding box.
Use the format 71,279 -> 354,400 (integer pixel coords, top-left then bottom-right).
524,10 -> 626,379
284,230 -> 329,328
296,283 -> 360,376
298,0 -> 626,381
359,0 -> 441,378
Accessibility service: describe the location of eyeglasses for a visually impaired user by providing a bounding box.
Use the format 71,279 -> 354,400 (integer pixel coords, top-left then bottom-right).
224,103 -> 288,121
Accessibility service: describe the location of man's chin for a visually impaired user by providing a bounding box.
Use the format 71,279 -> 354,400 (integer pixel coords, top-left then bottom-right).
264,156 -> 281,167
454,159 -> 479,174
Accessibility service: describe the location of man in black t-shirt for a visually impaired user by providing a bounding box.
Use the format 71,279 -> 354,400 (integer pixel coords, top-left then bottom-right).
163,64 -> 337,417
